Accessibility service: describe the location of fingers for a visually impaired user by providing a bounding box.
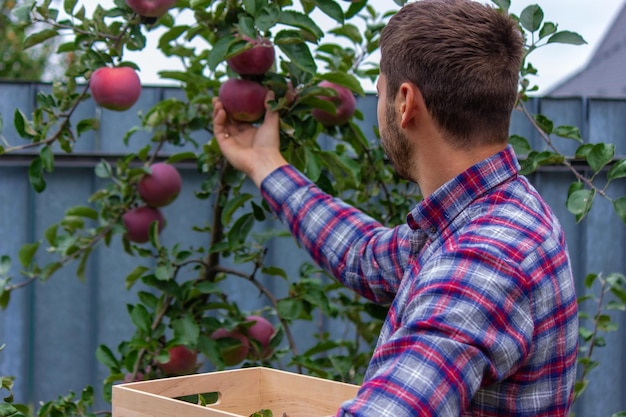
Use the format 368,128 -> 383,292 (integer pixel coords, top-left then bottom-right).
263,90 -> 279,127
212,97 -> 231,141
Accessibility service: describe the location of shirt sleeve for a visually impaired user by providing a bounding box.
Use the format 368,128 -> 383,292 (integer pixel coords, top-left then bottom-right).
338,247 -> 534,416
260,165 -> 414,304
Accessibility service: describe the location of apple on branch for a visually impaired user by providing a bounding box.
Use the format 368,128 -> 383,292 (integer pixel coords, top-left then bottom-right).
218,78 -> 267,122
245,315 -> 277,360
138,163 -> 182,207
311,80 -> 356,126
90,66 -> 142,111
122,205 -> 166,243
210,327 -> 250,366
157,345 -> 198,376
125,0 -> 176,18
227,36 -> 275,76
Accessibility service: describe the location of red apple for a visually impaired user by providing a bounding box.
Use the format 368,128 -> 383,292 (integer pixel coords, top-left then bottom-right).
158,345 -> 198,376
245,315 -> 276,360
218,78 -> 267,122
125,0 -> 176,18
311,81 -> 356,126
138,163 -> 182,207
227,36 -> 275,76
210,327 -> 250,366
90,66 -> 141,111
122,205 -> 166,243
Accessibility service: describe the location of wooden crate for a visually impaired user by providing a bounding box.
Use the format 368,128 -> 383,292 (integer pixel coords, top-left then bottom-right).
112,367 -> 359,417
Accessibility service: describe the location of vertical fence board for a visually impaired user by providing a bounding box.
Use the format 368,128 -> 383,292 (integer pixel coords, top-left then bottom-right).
0,167 -> 31,403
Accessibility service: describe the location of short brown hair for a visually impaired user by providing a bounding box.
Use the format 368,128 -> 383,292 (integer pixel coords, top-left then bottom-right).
380,0 -> 524,147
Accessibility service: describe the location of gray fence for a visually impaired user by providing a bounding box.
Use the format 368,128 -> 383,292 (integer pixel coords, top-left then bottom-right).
0,82 -> 625,416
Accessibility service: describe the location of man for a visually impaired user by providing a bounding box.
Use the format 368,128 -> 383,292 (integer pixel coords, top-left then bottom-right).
212,0 -> 579,415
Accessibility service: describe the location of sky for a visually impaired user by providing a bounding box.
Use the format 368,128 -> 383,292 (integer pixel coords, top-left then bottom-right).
83,0 -> 626,95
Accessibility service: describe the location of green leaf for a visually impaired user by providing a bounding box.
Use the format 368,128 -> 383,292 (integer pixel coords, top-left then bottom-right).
166,152 -> 196,163
608,159 -> 626,181
14,109 -> 34,138
319,72 -> 364,96
275,31 -> 317,74
553,125 -> 583,142
28,157 -> 46,193
491,0 -> 510,12
575,143 -> 594,159
277,298 -> 304,320
533,114 -> 553,134
221,194 -> 253,225
519,4 -> 543,32
39,145 -> 54,172
130,304 -> 152,333
18,242 -> 39,268
77,118 -> 99,136
508,135 -> 532,158
262,266 -> 288,280
314,0 -> 344,24
23,28 -> 59,49
172,315 -> 200,346
587,143 -> 615,173
278,10 -> 324,40
94,160 -> 113,178
237,14 -> 257,40
207,34 -> 236,70
64,0 -> 78,14
255,4 -> 280,33
330,23 -> 363,44
42,261 -> 63,280
0,256 -> 10,276
125,266 -> 149,290
538,22 -> 557,39
227,213 -> 255,248
547,31 -> 587,46
96,344 -> 120,370
155,264 -> 173,281
242,0 -> 264,17
65,206 -> 98,220
612,197 -> 626,226
76,248 -> 91,282
566,189 -> 595,222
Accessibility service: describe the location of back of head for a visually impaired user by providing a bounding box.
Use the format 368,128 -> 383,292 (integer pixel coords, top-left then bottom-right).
380,0 -> 524,148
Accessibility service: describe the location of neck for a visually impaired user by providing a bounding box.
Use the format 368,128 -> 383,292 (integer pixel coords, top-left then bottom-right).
413,138 -> 507,198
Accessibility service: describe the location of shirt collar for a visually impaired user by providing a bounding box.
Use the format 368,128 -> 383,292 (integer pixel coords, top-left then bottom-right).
406,145 -> 520,237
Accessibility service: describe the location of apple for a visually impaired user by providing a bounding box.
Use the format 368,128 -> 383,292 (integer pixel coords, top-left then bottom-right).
245,315 -> 276,360
311,81 -> 356,126
125,0 -> 176,18
158,345 -> 198,376
210,327 -> 250,366
227,36 -> 275,76
138,163 -> 182,207
122,205 -> 166,243
90,66 -> 141,111
218,78 -> 267,122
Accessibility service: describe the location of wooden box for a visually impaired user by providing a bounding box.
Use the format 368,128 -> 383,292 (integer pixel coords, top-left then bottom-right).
112,367 -> 360,417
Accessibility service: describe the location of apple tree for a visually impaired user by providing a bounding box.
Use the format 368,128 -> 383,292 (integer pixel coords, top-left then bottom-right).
0,0 -> 625,416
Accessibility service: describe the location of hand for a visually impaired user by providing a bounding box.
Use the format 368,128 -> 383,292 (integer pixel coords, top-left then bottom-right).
212,90 -> 288,188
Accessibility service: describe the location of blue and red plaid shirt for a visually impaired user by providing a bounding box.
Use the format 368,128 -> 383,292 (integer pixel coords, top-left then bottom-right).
260,146 -> 578,416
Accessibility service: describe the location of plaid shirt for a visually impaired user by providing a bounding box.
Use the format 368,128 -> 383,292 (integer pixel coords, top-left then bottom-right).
260,146 -> 578,416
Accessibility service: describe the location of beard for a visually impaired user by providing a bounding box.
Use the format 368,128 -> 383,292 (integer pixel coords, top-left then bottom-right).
381,99 -> 414,181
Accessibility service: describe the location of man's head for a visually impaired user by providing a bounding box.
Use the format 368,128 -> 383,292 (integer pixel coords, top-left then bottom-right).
379,0 -> 524,149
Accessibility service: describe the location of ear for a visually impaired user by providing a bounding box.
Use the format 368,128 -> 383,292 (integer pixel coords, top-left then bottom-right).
398,82 -> 423,129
